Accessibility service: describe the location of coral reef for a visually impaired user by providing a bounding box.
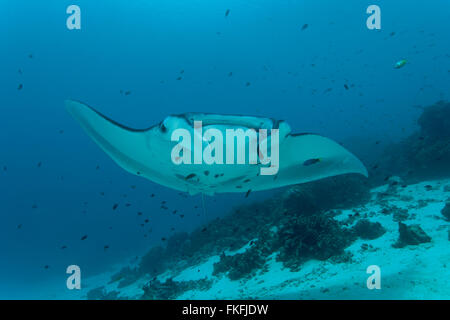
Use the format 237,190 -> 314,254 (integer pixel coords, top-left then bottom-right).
109,266 -> 141,289
377,101 -> 450,183
352,219 -> 386,240
393,222 -> 432,248
141,278 -> 212,300
213,247 -> 266,280
274,213 -> 355,270
441,202 -> 450,221
86,286 -> 123,300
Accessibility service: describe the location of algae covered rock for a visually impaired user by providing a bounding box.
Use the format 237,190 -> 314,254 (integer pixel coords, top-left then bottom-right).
275,213 -> 355,270
441,202 -> 450,221
213,247 -> 266,280
353,219 -> 386,240
141,277 -> 212,300
393,222 -> 431,248
86,286 -> 123,300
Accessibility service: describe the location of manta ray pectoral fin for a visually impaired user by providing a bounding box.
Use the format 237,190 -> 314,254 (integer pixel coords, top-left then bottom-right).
65,100 -> 150,176
280,134 -> 368,181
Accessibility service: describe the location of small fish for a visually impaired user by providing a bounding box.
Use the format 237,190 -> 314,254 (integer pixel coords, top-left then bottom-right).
112,203 -> 118,210
185,173 -> 196,180
225,9 -> 230,17
394,59 -> 407,69
81,235 -> 88,240
61,245 -> 67,250
344,84 -> 349,90
18,84 -> 23,90
104,245 -> 109,251
303,158 -> 321,166
301,23 -> 308,31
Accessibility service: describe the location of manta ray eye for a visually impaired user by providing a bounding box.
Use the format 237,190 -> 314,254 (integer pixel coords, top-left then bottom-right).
159,123 -> 167,133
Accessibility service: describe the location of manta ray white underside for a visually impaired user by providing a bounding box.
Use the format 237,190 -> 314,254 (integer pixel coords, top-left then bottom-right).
65,100 -> 368,195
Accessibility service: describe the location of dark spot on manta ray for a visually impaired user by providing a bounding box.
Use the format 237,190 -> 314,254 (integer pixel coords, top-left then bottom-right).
303,158 -> 321,166
80,235 -> 88,240
236,185 -> 242,189
159,123 -> 167,133
185,173 -> 197,180
204,170 -> 210,176
243,179 -> 251,183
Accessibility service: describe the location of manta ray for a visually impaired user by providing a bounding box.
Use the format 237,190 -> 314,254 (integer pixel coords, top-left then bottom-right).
65,100 -> 368,196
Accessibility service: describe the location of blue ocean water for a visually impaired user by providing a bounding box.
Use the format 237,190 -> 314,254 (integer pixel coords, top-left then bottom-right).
1,0 -> 449,299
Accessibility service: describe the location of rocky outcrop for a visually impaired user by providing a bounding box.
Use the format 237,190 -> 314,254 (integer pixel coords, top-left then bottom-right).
393,222 -> 431,248
353,219 -> 386,240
